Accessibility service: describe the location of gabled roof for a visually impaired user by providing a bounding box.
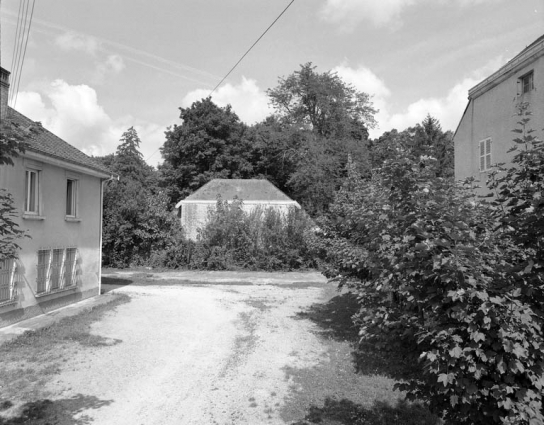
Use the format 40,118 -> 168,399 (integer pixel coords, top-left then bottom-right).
177,179 -> 298,206
468,33 -> 544,99
5,107 -> 112,176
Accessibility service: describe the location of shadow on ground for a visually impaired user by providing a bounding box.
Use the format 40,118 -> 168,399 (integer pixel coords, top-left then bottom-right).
100,277 -> 134,293
0,394 -> 113,425
291,397 -> 437,425
286,291 -> 439,424
296,292 -> 420,381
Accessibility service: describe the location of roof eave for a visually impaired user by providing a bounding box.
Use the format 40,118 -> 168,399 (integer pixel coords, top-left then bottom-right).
468,38 -> 544,99
23,150 -> 112,178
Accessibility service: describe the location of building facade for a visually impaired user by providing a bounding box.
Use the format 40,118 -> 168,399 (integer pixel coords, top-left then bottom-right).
0,67 -> 112,328
454,35 -> 544,191
176,179 -> 301,241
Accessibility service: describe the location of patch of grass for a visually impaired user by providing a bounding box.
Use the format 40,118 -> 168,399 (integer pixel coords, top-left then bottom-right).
245,297 -> 272,311
282,289 -> 440,425
219,311 -> 259,377
292,397 -> 438,425
0,394 -> 113,425
0,295 -> 130,420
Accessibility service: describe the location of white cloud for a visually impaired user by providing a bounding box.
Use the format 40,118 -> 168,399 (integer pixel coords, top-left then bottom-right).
320,0 -> 415,30
55,32 -> 100,55
369,55 -> 505,136
15,80 -> 166,167
93,54 -> 126,84
332,63 -> 392,129
320,0 -> 503,30
181,77 -> 272,125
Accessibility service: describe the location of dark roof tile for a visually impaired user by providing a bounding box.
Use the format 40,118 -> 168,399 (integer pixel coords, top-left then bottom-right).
181,179 -> 297,203
6,107 -> 112,176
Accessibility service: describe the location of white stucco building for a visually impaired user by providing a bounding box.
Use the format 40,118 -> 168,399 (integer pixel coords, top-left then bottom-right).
176,179 -> 301,241
0,67 -> 113,328
454,34 -> 544,192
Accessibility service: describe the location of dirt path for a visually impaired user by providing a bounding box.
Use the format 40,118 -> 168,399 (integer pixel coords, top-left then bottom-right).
46,271 -> 329,424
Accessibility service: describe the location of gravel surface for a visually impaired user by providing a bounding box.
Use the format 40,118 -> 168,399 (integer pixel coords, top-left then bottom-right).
46,271 -> 329,424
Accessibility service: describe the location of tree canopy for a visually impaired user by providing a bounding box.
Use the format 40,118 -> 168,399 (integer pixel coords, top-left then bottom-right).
159,98 -> 254,206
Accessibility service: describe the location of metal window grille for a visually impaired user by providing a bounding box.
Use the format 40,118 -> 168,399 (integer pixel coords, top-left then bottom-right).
64,248 -> 77,287
37,248 -> 78,295
0,259 -> 16,303
50,249 -> 64,290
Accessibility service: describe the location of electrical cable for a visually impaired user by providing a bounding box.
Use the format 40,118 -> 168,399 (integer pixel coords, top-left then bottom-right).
209,0 -> 295,96
12,0 -> 36,110
9,0 -> 25,105
146,0 -> 295,164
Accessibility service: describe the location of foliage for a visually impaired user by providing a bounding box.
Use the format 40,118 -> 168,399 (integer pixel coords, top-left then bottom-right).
486,103 -> 544,315
268,62 -> 377,138
309,115 -> 544,423
0,125 -> 28,259
264,63 -> 376,215
369,114 -> 454,178
159,98 -> 253,207
155,196 -> 315,271
97,127 -> 177,268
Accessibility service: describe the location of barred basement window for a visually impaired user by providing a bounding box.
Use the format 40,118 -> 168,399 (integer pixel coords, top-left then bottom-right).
0,259 -> 17,305
36,248 -> 78,295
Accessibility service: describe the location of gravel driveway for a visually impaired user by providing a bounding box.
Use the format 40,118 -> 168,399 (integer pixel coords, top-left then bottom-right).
46,271 -> 329,424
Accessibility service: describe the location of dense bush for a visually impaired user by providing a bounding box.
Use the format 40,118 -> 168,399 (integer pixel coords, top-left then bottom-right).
152,196 -> 316,271
309,117 -> 544,423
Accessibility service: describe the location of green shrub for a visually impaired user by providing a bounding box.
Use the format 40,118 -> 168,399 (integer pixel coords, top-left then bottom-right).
310,122 -> 544,423
156,196 -> 316,271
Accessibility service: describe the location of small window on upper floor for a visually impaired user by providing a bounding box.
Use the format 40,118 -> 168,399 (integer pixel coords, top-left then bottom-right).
479,138 -> 492,172
25,169 -> 40,214
66,179 -> 78,217
520,71 -> 534,94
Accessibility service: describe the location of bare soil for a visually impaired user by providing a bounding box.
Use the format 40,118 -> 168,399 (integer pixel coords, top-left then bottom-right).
42,271 -> 330,424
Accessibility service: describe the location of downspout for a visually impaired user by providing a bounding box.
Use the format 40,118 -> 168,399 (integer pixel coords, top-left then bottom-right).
98,174 -> 117,296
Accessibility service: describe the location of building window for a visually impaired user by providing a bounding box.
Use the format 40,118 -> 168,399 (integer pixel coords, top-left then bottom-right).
520,71 -> 534,94
25,169 -> 39,213
66,179 -> 77,217
0,259 -> 17,305
479,138 -> 492,172
36,247 -> 78,295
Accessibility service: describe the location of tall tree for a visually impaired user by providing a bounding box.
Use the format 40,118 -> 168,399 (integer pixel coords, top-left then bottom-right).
159,97 -> 253,206
96,127 -> 174,267
370,115 -> 454,178
264,63 -> 376,215
267,62 -> 377,138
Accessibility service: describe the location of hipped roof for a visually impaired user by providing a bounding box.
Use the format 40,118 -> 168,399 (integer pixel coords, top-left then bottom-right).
176,179 -> 299,207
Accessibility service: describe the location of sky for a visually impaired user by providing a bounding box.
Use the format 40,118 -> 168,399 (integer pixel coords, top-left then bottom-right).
1,0 -> 543,167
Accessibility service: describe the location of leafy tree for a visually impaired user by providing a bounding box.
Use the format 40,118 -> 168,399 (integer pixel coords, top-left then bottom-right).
308,114 -> 544,423
159,98 -> 253,206
264,63 -> 376,215
241,116 -> 302,193
97,127 -> 176,267
486,103 -> 544,318
267,62 -> 377,138
0,124 -> 28,259
370,115 -> 453,178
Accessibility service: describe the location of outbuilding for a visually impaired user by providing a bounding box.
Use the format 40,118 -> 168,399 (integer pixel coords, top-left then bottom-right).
175,179 -> 300,240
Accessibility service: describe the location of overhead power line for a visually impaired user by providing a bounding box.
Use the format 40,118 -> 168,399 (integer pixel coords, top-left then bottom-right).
12,0 -> 36,109
209,0 -> 295,96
